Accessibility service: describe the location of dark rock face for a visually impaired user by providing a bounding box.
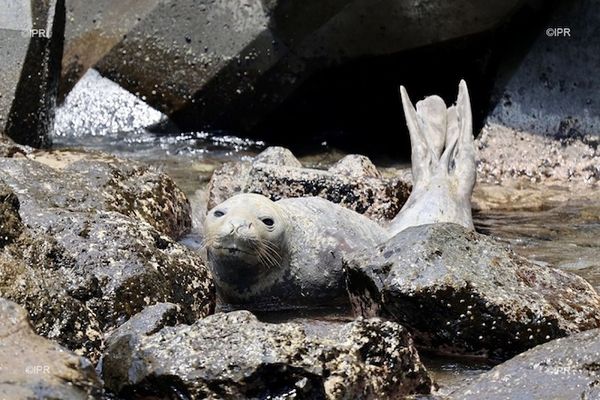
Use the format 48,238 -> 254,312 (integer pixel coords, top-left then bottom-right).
0,151 -> 214,361
346,223 -> 600,361
208,147 -> 411,222
0,0 -> 65,147
488,0 -> 600,138
451,328 -> 600,399
102,310 -> 433,399
0,152 -> 191,238
90,0 -> 523,132
0,298 -> 102,399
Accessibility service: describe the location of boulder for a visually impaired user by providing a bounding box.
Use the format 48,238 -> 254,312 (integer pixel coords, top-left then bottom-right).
60,0 -> 161,98
90,0 -> 524,132
346,223 -> 600,361
451,328 -> 600,399
102,310 -> 433,399
488,0 -> 600,139
0,0 -> 65,147
54,69 -> 165,139
0,152 -> 214,361
207,147 -> 411,222
0,298 -> 102,399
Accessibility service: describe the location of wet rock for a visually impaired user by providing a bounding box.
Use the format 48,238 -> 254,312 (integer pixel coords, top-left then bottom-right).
92,0 -> 523,132
1,151 -> 191,238
488,0 -> 600,139
0,298 -> 102,399
451,328 -> 600,399
60,1 -> 161,98
54,69 -> 165,138
102,310 -> 433,399
346,223 -> 600,361
0,0 -> 65,147
207,147 -> 411,222
476,123 -> 599,186
0,154 -> 214,361
329,154 -> 382,179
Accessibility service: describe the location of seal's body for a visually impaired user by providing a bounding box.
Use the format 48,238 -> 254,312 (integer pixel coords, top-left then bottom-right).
204,194 -> 386,309
205,81 -> 476,310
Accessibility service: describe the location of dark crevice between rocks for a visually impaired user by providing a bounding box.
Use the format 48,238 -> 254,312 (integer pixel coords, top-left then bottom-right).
162,0 -> 560,162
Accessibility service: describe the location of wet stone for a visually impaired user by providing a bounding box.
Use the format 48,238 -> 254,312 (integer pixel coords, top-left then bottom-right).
207,146 -> 411,222
102,310 -> 433,399
0,298 -> 102,399
451,328 -> 600,399
346,223 -> 600,361
0,152 -> 214,361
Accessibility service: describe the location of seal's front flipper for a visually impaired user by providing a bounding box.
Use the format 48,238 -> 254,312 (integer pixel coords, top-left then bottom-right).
388,80 -> 476,237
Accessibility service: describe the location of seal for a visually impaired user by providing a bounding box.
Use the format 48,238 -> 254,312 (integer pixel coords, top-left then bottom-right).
203,193 -> 386,309
204,81 -> 476,310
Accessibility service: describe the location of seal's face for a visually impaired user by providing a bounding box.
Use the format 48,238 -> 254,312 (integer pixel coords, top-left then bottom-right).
204,194 -> 286,294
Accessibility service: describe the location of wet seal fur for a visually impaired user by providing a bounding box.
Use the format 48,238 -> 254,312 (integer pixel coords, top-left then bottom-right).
205,81 -> 476,310
204,194 -> 386,309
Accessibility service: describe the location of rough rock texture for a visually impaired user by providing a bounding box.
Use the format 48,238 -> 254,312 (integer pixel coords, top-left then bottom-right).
60,0 -> 160,99
0,0 -> 65,147
452,328 -> 600,399
91,0 -> 523,132
0,152 -> 214,361
476,123 -> 599,186
346,223 -> 600,361
55,69 -> 165,138
2,151 -> 191,238
102,311 -> 433,399
207,147 -> 411,222
488,0 -> 600,138
0,298 -> 102,399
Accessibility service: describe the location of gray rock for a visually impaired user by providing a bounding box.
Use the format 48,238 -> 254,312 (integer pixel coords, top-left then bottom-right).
54,69 -> 165,138
90,0 -> 523,132
329,154 -> 382,179
451,328 -> 600,399
207,147 -> 411,222
0,298 -> 102,399
488,0 -> 600,138
60,0 -> 161,98
0,151 -> 191,239
102,310 -> 433,399
0,0 -> 65,147
0,153 -> 214,361
346,223 -> 600,361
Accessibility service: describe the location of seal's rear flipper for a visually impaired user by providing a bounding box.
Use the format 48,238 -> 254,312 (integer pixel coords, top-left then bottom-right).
388,80 -> 475,237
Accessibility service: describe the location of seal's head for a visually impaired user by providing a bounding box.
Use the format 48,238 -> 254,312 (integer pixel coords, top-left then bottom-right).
203,194 -> 287,299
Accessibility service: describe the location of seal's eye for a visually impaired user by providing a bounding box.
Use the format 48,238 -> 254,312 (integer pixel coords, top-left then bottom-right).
214,210 -> 225,217
261,218 -> 274,227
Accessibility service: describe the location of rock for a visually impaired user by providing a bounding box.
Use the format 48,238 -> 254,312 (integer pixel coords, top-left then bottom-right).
476,123 -> 599,186
60,1 -> 161,98
105,302 -> 183,343
451,328 -> 600,399
254,146 -> 303,168
54,69 -> 165,138
102,310 -> 433,399
0,153 -> 214,361
0,298 -> 102,399
0,135 -> 30,158
488,0 -> 600,139
2,151 -> 191,239
0,0 -> 65,147
207,147 -> 411,222
329,154 -> 382,179
91,0 -> 524,132
346,223 -> 600,361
